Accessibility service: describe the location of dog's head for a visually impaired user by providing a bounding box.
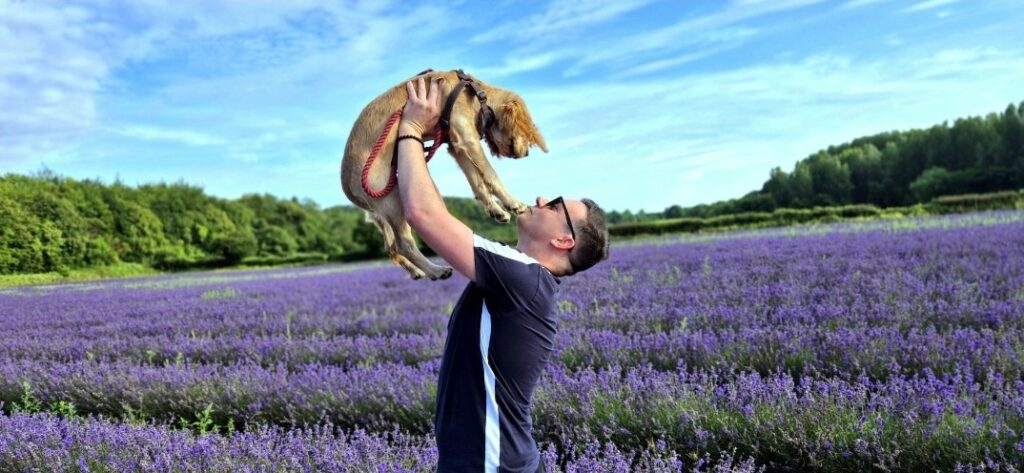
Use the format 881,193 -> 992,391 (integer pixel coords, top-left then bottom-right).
482,92 -> 547,159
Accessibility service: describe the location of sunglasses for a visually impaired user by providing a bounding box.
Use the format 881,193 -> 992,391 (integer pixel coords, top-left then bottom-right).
544,196 -> 576,250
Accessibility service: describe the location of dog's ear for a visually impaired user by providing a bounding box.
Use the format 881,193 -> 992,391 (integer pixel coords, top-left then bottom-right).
500,98 -> 548,153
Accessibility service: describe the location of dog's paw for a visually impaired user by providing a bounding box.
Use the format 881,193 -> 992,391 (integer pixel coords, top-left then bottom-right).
506,201 -> 528,215
426,266 -> 452,281
403,266 -> 427,280
489,208 -> 512,223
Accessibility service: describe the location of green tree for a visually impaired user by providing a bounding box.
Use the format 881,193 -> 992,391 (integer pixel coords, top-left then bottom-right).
0,195 -> 65,274
109,198 -> 168,263
208,229 -> 258,265
909,166 -> 954,202
256,225 -> 298,256
663,205 -> 684,219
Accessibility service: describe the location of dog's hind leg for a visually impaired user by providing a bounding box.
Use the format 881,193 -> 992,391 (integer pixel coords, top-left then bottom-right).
369,211 -> 427,279
387,214 -> 453,281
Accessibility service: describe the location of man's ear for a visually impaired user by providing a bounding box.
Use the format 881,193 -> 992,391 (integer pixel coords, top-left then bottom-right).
550,234 -> 575,251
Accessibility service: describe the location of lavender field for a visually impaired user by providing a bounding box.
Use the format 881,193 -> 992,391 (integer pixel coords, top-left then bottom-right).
2,211 -> 1024,472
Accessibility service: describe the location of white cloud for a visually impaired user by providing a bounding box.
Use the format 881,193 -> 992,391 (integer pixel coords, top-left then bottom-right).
472,52 -> 566,78
470,0 -> 655,44
113,125 -> 226,146
0,1 -> 108,166
615,42 -> 748,79
902,0 -> 961,13
843,0 -> 890,8
0,0 -> 455,165
552,1 -> 821,77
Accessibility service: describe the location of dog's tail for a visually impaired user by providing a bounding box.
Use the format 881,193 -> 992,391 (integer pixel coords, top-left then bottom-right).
367,211 -> 396,255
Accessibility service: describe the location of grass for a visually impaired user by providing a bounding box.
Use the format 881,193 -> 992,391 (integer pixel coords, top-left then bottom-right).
0,263 -> 160,288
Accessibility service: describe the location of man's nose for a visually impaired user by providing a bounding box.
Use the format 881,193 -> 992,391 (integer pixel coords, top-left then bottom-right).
535,196 -> 548,207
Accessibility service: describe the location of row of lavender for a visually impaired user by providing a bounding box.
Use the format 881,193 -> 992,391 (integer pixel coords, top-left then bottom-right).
0,412 -> 766,473
3,211 -> 1024,470
3,359 -> 1022,471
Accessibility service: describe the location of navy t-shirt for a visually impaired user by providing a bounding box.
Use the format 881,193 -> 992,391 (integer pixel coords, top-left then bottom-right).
435,235 -> 560,472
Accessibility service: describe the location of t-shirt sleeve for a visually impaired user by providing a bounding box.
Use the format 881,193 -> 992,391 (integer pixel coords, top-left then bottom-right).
473,234 -> 541,312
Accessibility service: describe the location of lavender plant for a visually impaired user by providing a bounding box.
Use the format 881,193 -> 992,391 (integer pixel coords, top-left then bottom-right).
2,210 -> 1023,471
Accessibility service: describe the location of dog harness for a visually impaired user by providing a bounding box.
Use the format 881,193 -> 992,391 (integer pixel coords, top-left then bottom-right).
360,69 -> 494,199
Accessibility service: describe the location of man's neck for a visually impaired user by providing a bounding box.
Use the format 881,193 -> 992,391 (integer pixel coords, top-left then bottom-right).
517,240 -> 561,276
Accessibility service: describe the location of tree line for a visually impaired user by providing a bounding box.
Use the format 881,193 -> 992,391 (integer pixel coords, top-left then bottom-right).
607,100 -> 1024,222
0,171 -> 515,275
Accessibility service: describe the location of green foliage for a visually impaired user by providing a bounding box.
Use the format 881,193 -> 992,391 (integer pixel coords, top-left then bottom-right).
350,217 -> 385,258
613,203 -> 898,237
200,287 -> 239,300
910,166 -> 955,202
0,170 -> 525,277
0,194 -> 66,274
929,190 -> 1024,214
207,229 -> 258,265
178,403 -> 234,436
13,381 -> 43,414
51,400 -> 79,420
255,225 -> 299,256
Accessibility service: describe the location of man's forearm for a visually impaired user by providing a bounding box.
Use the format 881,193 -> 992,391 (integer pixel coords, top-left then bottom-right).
396,125 -> 447,223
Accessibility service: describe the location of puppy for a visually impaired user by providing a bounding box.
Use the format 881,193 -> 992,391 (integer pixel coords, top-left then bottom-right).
340,69 -> 547,280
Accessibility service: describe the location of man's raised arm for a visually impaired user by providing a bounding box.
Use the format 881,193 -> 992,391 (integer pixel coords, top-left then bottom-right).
396,77 -> 476,281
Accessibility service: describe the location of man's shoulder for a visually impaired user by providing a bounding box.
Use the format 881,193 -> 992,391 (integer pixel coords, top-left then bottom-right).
472,234 -> 538,266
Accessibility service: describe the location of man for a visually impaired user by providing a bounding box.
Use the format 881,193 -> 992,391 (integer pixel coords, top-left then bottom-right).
396,77 -> 610,472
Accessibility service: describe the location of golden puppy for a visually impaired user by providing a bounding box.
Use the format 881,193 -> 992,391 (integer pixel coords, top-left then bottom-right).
340,69 -> 547,280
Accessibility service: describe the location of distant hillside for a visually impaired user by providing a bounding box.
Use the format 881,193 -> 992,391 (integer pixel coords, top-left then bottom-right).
608,100 -> 1024,223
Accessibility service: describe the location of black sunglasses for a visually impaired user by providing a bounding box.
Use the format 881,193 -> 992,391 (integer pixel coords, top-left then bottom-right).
545,196 -> 576,249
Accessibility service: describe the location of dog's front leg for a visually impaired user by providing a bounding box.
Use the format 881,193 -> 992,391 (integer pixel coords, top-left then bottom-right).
448,139 -> 511,223
473,156 -> 528,216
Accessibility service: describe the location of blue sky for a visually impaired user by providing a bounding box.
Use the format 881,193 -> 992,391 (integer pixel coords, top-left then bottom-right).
3,0 -> 1023,213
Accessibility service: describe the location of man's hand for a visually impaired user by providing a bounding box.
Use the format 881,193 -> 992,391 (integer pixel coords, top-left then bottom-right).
400,77 -> 444,136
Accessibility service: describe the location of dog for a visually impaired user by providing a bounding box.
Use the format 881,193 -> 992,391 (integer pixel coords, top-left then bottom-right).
340,69 -> 547,280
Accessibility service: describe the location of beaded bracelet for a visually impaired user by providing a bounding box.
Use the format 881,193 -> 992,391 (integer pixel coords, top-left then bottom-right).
396,135 -> 424,146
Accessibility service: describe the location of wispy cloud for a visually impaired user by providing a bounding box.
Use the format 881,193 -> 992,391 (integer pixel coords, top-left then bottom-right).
0,2 -> 107,165
472,52 -> 566,78
113,125 -> 226,146
843,0 -> 890,9
902,0 -> 961,13
470,0 -> 655,44
545,0 -> 822,78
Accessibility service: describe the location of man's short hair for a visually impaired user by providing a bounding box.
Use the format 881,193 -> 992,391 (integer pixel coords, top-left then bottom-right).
566,198 -> 609,275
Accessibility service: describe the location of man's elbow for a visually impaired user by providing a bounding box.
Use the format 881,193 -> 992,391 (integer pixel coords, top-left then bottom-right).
404,206 -> 430,230
406,204 -> 449,232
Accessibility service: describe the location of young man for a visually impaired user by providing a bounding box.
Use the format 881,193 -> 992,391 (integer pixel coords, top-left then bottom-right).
396,77 -> 610,472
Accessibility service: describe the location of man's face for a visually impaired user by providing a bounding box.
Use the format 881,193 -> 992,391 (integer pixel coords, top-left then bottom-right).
518,196 -> 588,247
